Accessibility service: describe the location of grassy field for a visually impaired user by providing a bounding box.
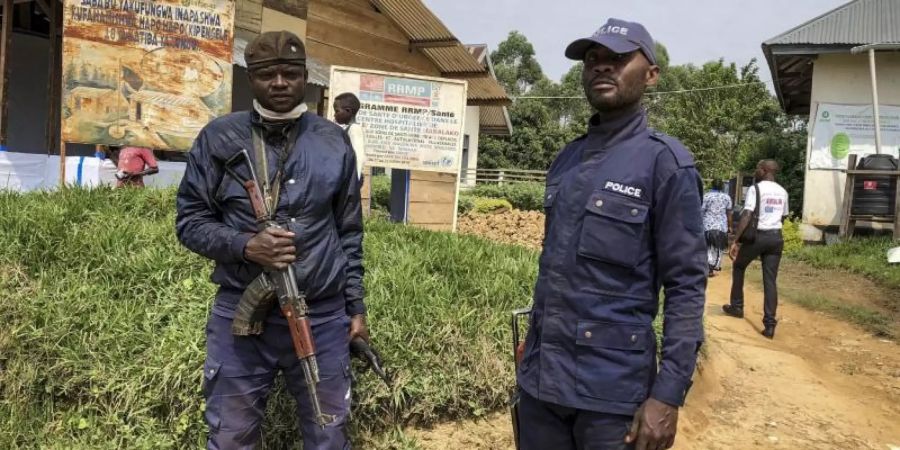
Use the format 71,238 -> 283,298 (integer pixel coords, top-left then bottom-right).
791,237 -> 900,290
0,187 -> 540,449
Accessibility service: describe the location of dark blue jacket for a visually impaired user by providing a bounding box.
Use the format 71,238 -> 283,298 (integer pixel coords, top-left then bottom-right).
175,110 -> 365,320
517,108 -> 706,415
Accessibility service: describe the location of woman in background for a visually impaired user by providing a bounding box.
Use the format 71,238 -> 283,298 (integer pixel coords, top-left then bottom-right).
702,179 -> 732,277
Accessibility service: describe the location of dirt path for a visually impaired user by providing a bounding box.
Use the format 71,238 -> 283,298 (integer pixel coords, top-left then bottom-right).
410,266 -> 900,450
678,271 -> 900,449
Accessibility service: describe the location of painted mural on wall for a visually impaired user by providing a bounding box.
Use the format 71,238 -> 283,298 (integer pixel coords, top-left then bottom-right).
61,0 -> 235,151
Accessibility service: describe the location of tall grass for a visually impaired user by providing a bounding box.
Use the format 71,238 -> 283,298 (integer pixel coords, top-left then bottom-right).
791,237 -> 900,291
0,187 -> 538,449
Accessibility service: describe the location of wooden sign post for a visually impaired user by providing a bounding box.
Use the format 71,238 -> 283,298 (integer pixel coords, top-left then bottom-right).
0,0 -> 13,150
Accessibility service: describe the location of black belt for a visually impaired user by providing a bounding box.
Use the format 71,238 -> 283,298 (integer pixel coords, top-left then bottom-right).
757,229 -> 782,234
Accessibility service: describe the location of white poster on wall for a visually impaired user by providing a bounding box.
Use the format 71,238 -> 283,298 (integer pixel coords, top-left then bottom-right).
328,66 -> 468,174
809,102 -> 900,170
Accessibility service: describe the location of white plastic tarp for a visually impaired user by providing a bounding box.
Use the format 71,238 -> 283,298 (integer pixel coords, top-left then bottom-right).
0,151 -> 50,191
0,151 -> 186,191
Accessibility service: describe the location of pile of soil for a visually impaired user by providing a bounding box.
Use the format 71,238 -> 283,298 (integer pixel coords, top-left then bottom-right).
457,210 -> 545,249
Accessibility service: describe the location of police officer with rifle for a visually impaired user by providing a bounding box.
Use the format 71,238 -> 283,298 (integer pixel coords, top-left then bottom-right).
176,31 -> 367,449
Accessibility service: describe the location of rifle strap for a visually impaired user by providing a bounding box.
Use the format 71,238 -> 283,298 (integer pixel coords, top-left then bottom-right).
251,118 -> 303,214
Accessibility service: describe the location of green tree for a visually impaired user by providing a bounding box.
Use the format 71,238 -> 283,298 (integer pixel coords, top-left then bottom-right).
648,59 -> 781,179
481,32 -> 573,170
491,31 -> 544,96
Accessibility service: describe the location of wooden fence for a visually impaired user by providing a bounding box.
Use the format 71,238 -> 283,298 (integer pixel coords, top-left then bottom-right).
460,168 -> 547,185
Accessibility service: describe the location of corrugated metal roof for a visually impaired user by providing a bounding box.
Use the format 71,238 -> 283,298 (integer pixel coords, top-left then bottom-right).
465,44 -> 488,66
479,105 -> 512,136
764,0 -> 900,45
306,58 -> 331,88
370,1 -> 493,75
421,46 -> 486,73
447,75 -> 511,106
370,0 -> 455,43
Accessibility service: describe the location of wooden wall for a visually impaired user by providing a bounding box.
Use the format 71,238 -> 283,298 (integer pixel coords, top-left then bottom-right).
237,0 -> 308,35
306,0 -> 439,76
407,171 -> 457,231
264,0 -> 308,18
236,0 -> 263,34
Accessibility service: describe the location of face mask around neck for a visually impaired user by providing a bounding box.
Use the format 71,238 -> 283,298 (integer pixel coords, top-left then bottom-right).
253,100 -> 307,121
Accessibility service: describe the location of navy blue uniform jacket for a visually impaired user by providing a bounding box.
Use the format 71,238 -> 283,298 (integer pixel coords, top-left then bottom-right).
175,111 -> 365,320
518,108 -> 706,415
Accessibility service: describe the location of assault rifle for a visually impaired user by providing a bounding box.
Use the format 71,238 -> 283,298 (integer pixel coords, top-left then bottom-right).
222,149 -> 334,428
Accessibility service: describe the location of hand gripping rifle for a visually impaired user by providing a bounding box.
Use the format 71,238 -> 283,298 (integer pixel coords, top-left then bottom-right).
509,306 -> 532,450
222,149 -> 334,428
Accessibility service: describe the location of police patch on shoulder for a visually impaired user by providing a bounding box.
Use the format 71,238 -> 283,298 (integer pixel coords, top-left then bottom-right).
603,180 -> 643,199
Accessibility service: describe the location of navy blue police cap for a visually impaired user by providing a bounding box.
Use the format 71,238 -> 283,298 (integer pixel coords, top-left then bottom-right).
565,18 -> 657,65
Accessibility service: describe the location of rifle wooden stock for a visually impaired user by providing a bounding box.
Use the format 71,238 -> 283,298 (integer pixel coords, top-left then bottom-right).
243,179 -> 269,224
285,308 -> 316,358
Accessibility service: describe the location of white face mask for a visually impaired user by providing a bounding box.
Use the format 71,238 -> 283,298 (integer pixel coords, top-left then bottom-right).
253,100 -> 307,121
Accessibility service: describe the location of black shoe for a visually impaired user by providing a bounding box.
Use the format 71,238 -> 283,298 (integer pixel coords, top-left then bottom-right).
722,304 -> 744,318
761,326 -> 775,339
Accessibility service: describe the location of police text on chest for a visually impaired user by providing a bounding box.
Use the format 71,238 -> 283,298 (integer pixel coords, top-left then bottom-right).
604,181 -> 643,198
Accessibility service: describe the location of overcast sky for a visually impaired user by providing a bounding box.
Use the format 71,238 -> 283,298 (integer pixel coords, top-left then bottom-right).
423,0 -> 849,82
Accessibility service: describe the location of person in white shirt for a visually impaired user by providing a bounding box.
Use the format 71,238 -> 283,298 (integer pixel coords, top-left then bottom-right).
333,92 -> 367,182
723,160 -> 789,339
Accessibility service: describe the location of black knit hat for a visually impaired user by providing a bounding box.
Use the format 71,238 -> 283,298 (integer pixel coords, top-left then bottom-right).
245,31 -> 307,70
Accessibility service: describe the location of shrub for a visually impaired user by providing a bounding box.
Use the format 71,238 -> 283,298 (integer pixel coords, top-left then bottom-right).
472,197 -> 513,214
370,175 -> 391,211
456,194 -> 475,215
468,183 -> 545,211
0,187 -> 539,449
782,216 -> 803,256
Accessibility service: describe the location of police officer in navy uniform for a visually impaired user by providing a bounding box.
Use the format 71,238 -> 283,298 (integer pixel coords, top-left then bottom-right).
176,31 -> 366,449
516,19 -> 707,450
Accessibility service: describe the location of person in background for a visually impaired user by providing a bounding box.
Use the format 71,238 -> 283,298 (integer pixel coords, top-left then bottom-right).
702,179 -> 732,277
332,92 -> 366,182
724,160 -> 789,339
113,146 -> 159,188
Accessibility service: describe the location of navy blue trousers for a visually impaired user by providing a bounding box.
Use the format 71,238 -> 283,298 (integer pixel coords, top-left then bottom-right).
517,390 -> 635,450
203,313 -> 351,450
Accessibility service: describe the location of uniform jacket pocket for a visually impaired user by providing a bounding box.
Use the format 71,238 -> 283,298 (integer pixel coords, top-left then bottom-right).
578,191 -> 649,268
574,321 -> 653,403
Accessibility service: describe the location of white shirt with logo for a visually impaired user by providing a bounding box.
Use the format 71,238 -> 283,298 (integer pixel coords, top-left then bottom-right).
743,180 -> 789,230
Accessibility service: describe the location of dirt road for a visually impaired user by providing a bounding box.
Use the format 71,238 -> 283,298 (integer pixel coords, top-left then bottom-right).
411,268 -> 900,449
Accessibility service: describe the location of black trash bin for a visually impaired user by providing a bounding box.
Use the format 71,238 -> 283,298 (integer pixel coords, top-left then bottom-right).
851,154 -> 898,216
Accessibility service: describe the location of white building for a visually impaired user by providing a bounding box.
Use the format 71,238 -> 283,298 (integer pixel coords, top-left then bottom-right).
763,0 -> 900,241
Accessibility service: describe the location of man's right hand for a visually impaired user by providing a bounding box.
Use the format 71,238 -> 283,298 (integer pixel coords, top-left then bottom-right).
244,227 -> 296,269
